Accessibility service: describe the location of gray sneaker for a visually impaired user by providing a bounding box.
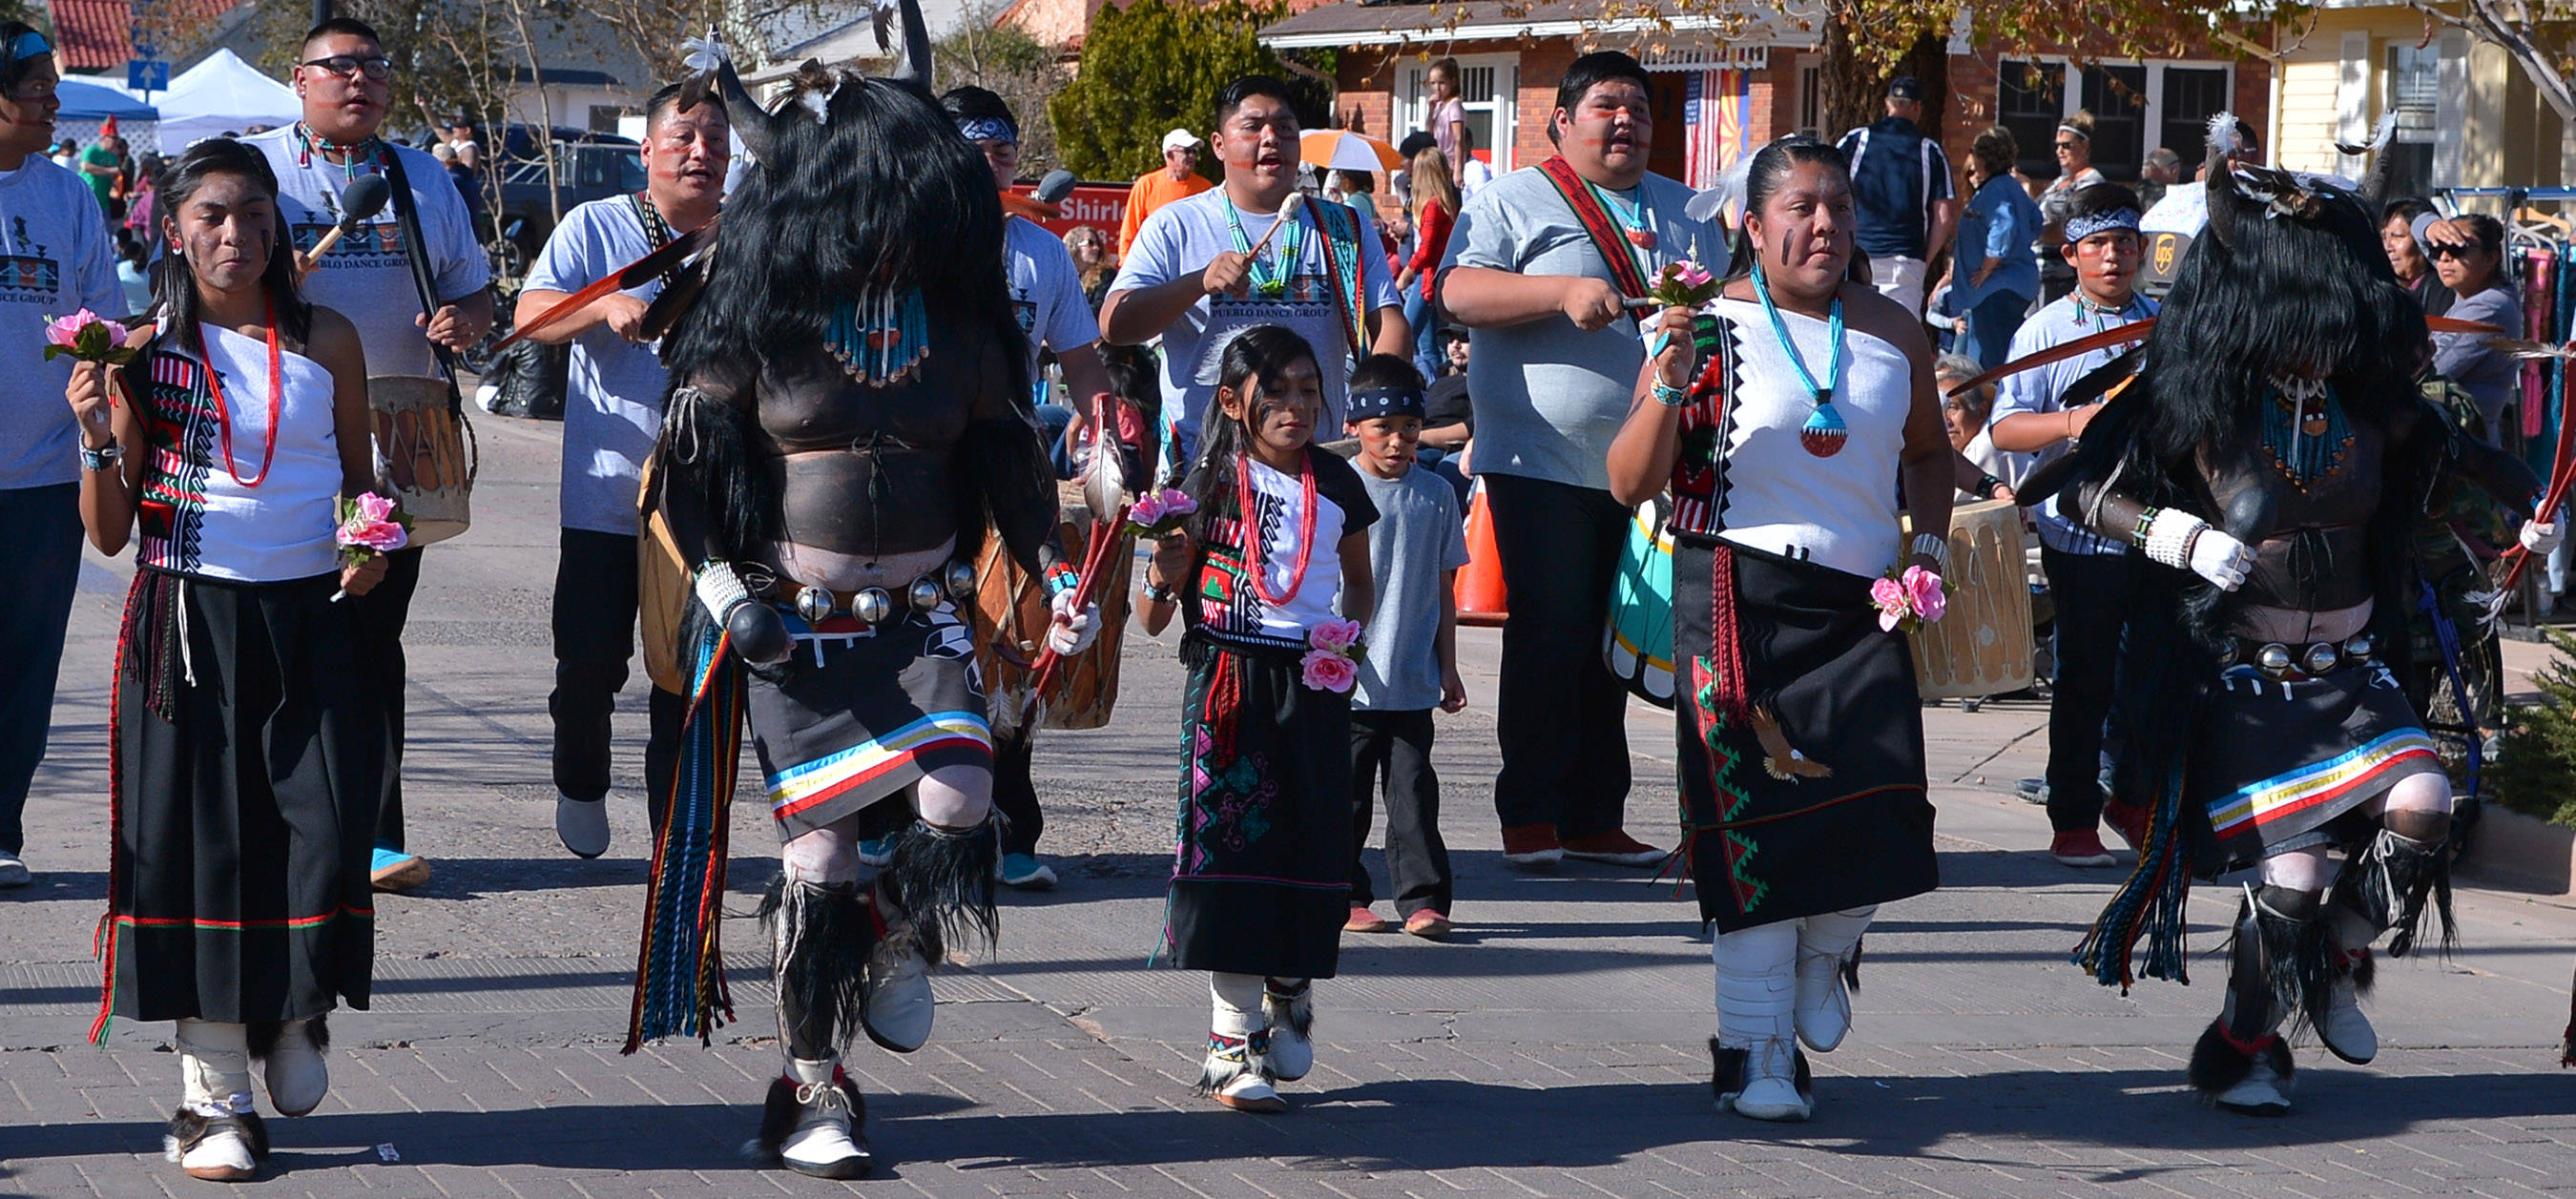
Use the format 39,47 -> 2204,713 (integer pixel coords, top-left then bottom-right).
0,849 -> 28,888
2014,778 -> 2046,806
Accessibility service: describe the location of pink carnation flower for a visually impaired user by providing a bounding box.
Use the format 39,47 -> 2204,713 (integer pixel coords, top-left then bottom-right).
1128,490 -> 1168,527
1300,648 -> 1358,693
1902,565 -> 1946,624
44,310 -> 129,356
1869,575 -> 1909,632
1671,261 -> 1714,289
338,492 -> 408,552
1310,617 -> 1364,655
1157,488 -> 1196,518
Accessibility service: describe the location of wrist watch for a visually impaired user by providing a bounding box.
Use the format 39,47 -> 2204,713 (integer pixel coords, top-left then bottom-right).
80,441 -> 122,471
1142,581 -> 1176,605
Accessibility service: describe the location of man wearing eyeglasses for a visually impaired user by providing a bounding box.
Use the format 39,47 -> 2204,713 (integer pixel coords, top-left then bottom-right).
1116,129 -> 1212,260
245,16 -> 494,894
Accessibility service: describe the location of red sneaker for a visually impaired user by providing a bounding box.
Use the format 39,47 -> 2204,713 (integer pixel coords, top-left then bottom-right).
2049,830 -> 2116,867
1560,829 -> 1667,867
2103,800 -> 2150,854
1344,904 -> 1394,933
1403,909 -> 1453,938
1500,824 -> 1564,869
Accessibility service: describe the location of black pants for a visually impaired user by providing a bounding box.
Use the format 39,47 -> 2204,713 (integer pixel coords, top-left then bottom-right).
1349,709 -> 1452,915
2042,546 -> 2134,834
347,546 -> 423,853
0,484 -> 80,855
990,729 -> 1041,856
550,528 -> 683,832
1485,472 -> 1631,838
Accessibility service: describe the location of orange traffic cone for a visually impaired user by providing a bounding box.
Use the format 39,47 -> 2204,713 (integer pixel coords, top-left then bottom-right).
1455,477 -> 1507,627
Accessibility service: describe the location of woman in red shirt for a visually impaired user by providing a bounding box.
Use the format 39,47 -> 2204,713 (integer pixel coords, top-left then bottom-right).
1398,145 -> 1459,382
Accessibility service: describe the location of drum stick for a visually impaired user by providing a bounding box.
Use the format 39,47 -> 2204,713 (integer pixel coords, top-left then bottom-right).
1026,507 -> 1129,700
297,175 -> 393,279
1243,194 -> 1306,260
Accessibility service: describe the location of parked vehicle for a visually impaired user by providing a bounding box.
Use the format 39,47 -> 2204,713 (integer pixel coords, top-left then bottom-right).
451,124 -> 645,281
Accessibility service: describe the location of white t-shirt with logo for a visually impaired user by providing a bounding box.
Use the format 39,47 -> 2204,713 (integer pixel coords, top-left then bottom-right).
1109,187 -> 1398,453
0,157 -> 132,490
244,127 -> 490,380
1006,215 -> 1100,390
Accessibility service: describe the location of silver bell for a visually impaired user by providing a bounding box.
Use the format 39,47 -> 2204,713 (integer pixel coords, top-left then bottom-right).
2255,643 -> 2293,676
853,587 -> 895,626
944,560 -> 977,600
908,575 -> 945,612
2301,642 -> 2339,676
795,585 -> 836,626
2344,634 -> 2372,660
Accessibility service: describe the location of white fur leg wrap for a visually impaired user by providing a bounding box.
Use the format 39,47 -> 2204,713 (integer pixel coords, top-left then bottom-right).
694,560 -> 752,621
2142,508 -> 2207,569
1713,922 -> 1797,1046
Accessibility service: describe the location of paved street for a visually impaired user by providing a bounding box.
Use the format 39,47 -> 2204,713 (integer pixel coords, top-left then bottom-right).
6,412 -> 2576,1197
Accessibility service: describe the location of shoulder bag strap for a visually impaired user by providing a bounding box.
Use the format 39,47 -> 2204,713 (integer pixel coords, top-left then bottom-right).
1304,199 -> 1366,359
376,147 -> 467,411
1535,155 -> 1652,300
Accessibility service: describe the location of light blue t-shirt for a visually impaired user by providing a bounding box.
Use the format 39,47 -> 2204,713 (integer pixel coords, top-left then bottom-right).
1352,463 -> 1470,712
523,196 -> 683,536
0,157 -> 131,490
1952,176 -> 2041,311
1987,291 -> 2158,554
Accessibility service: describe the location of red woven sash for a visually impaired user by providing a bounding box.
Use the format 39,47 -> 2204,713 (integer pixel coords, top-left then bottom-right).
1535,155 -> 1651,300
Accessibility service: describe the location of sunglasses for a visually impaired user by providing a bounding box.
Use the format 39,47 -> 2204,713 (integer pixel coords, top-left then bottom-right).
2429,242 -> 2484,260
2053,141 -> 2081,151
301,55 -> 392,81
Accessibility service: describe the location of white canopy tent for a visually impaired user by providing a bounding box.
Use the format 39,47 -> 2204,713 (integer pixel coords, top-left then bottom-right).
153,50 -> 302,150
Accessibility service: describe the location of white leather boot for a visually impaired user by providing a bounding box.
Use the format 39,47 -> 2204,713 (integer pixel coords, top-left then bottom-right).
167,1021 -> 262,1182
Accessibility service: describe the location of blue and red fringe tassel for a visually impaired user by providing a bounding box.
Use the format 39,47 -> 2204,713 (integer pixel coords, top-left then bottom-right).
625,620 -> 744,1051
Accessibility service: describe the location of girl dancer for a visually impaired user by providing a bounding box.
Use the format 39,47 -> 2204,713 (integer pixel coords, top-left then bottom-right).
1139,325 -> 1377,1112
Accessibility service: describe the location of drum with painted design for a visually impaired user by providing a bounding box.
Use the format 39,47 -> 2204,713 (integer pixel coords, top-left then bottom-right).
971,481 -> 1134,733
1904,499 -> 2036,699
367,375 -> 476,546
1604,496 -> 1677,709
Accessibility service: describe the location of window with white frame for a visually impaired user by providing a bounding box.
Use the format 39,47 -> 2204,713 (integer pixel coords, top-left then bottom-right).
2384,42 -> 2438,200
1402,54 -> 1518,173
1998,57 -> 2233,183
1797,61 -> 1821,137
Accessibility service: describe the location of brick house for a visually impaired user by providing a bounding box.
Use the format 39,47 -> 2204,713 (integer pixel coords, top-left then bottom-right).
1257,1 -> 2270,196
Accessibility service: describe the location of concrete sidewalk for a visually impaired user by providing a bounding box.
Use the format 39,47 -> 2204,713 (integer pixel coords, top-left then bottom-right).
5,412 -> 2573,1197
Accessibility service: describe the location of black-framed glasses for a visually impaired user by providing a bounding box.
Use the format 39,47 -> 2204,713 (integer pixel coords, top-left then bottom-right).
2429,242 -> 2478,260
2053,140 -> 2080,150
301,55 -> 392,81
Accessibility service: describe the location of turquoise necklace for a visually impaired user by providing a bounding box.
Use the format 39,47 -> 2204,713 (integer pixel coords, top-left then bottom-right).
824,287 -> 930,386
1750,259 -> 1848,458
1226,203 -> 1303,298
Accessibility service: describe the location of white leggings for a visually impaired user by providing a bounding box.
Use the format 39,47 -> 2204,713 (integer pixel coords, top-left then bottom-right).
1208,972 -> 1302,1037
779,765 -> 994,884
2256,772 -> 2449,892
1712,906 -> 1874,1047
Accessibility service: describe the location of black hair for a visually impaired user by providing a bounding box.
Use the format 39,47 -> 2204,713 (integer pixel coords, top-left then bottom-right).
939,84 -> 1016,133
301,16 -> 382,51
1214,75 -> 1297,131
2067,181 -> 2144,222
1348,351 -> 1423,393
1339,169 -> 1374,194
2380,198 -> 2432,226
1184,324 -> 1319,545
152,137 -> 313,350
1552,52 -> 1652,140
661,71 -> 1024,395
1723,136 -> 1864,284
643,81 -> 690,133
0,21 -> 47,95
2452,212 -> 2505,256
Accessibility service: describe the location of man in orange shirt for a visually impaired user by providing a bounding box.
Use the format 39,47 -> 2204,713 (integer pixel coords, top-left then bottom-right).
1117,128 -> 1213,258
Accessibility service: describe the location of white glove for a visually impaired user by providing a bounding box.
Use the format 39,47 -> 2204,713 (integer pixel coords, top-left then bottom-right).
1046,589 -> 1099,655
2186,527 -> 2253,591
2521,520 -> 2564,555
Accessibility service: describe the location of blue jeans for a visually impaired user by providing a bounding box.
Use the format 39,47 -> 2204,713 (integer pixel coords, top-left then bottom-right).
1404,288 -> 1438,382
0,484 -> 82,855
1965,290 -> 2031,371
1037,403 -> 1075,480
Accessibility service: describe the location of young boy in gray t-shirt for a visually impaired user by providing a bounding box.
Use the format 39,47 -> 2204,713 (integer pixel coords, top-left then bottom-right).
1341,355 -> 1471,938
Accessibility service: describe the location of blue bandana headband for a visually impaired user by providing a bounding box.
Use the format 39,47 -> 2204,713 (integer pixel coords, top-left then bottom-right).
6,31 -> 49,64
955,117 -> 1016,144
2064,208 -> 2142,244
1346,385 -> 1425,422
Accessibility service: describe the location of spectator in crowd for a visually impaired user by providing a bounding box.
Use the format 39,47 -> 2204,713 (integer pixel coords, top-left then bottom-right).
2419,211 -> 2524,444
1948,126 -> 2041,369
2136,147 -> 2180,211
1934,352 -> 2025,503
1836,74 -> 1955,315
1400,144 -> 1457,383
49,136 -> 73,170
1335,169 -> 1381,238
78,123 -> 123,217
446,119 -> 481,170
114,229 -> 150,313
1987,182 -> 2157,868
1425,57 -> 1468,170
121,151 -> 158,241
2139,118 -> 2259,238
1063,224 -> 1114,315
1117,128 -> 1213,258
248,16 -> 495,892
1454,122 -> 1494,197
0,25 -> 127,890
1102,74 -> 1405,458
2381,198 -> 2449,317
1421,329 -> 1473,503
2035,110 -> 2104,302
1440,50 -> 1724,870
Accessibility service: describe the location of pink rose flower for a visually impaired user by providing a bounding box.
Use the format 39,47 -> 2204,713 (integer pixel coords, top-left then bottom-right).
1674,262 -> 1714,289
1300,648 -> 1358,693
1128,490 -> 1167,527
1309,617 -> 1364,655
43,310 -> 134,362
1157,488 -> 1196,518
338,491 -> 409,553
1869,575 -> 1909,632
1902,565 -> 1946,624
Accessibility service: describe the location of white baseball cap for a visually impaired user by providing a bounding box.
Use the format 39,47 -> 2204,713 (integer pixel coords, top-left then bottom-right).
1161,128 -> 1203,154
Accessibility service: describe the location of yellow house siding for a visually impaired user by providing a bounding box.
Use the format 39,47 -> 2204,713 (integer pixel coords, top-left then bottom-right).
2275,57 -> 2344,176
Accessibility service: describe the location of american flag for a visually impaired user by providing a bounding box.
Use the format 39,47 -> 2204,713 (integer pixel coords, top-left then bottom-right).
1683,70 -> 1753,190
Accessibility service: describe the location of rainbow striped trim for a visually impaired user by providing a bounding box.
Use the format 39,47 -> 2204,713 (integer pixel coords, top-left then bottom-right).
2208,729 -> 2441,839
766,712 -> 992,822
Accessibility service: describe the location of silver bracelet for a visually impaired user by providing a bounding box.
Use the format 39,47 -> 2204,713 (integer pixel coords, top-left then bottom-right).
1908,532 -> 1948,570
692,560 -> 752,621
